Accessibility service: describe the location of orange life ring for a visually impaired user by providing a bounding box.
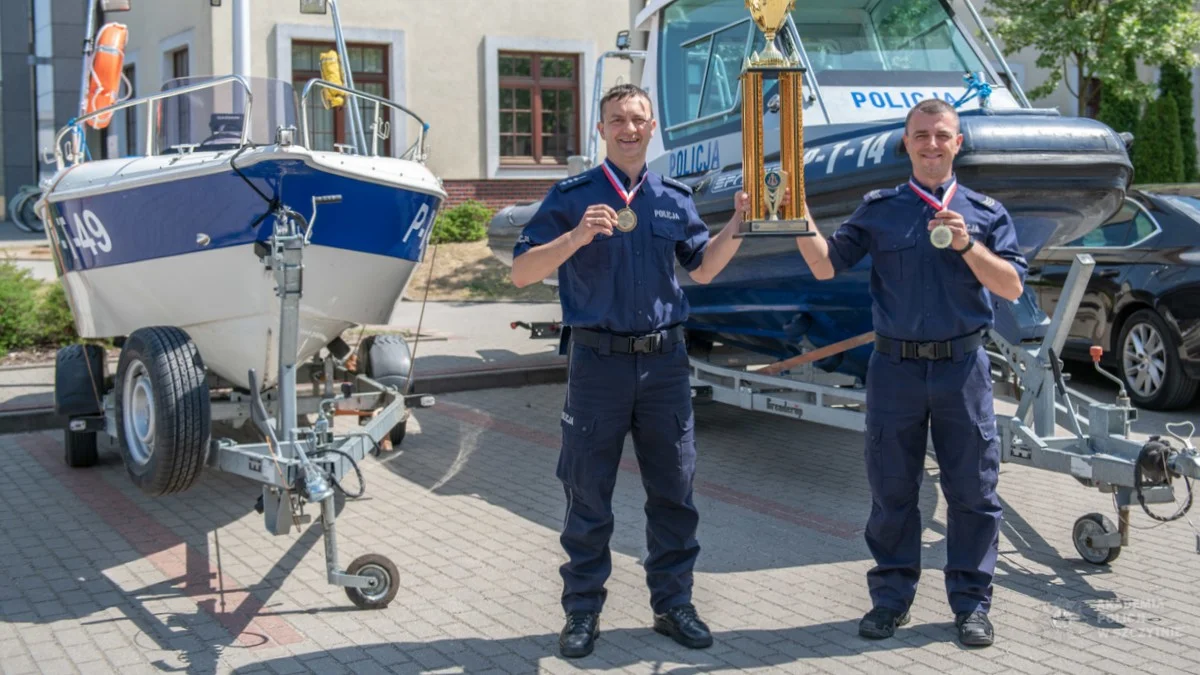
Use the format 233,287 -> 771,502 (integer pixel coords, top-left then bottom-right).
84,23 -> 128,130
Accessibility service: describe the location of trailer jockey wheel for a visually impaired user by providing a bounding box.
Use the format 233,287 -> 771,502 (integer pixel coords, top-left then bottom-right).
344,553 -> 400,609
1072,512 -> 1121,565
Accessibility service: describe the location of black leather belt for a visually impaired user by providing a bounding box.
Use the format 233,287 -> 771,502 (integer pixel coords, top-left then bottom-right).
570,325 -> 685,354
874,331 -> 984,360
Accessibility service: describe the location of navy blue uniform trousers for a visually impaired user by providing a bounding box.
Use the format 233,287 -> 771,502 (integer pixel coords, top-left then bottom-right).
863,344 -> 1002,615
556,337 -> 699,615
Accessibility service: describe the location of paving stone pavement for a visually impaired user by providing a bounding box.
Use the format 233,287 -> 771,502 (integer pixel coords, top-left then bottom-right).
2,381 -> 1199,674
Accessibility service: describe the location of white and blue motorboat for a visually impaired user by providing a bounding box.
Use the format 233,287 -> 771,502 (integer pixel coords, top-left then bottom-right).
40,72 -> 444,391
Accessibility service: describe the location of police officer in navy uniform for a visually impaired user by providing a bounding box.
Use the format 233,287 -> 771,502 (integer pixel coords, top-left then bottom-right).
511,84 -> 751,659
795,98 -> 1027,648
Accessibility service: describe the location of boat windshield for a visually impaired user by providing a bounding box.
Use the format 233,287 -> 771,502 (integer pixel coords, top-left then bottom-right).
792,0 -> 989,84
658,0 -> 805,143
157,76 -> 300,153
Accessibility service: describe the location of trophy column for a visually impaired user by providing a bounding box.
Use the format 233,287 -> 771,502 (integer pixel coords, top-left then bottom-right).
740,69 -> 766,228
778,70 -> 806,225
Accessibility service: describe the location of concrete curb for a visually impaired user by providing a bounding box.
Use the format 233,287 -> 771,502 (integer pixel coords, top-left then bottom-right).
0,362 -> 567,436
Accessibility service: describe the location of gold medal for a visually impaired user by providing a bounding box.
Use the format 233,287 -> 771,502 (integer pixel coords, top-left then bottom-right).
601,161 -> 648,235
931,223 -> 953,249
616,207 -> 637,232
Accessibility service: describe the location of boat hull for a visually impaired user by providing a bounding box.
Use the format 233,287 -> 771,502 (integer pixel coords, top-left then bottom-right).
42,148 -> 445,389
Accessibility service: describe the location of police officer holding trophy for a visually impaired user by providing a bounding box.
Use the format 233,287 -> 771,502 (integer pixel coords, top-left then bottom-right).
794,98 -> 1027,647
511,83 -> 751,658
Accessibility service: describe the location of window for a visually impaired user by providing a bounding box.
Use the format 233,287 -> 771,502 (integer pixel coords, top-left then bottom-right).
292,42 -> 390,153
790,0 -> 988,81
170,47 -> 189,146
123,65 -> 136,155
1064,200 -> 1159,248
497,52 -> 579,165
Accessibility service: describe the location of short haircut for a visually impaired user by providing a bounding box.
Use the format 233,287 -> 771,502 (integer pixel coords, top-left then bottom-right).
905,98 -> 959,132
599,83 -> 653,119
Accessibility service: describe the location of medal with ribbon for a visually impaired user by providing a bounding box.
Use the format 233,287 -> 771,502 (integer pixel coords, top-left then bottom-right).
602,162 -> 648,232
908,177 -> 958,249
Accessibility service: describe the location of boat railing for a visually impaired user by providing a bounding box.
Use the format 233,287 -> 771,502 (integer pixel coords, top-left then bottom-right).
298,78 -> 429,162
53,74 -> 256,171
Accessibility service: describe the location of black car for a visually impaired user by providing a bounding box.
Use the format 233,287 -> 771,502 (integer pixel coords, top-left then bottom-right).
1028,185 -> 1200,410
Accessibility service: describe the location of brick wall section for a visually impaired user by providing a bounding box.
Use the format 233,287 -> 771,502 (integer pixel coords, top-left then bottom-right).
443,179 -> 558,211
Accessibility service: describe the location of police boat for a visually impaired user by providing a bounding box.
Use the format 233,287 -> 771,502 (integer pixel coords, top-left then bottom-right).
487,0 -> 1132,381
36,0 -> 443,610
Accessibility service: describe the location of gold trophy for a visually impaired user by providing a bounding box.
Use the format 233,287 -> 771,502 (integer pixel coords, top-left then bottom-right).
737,0 -> 813,237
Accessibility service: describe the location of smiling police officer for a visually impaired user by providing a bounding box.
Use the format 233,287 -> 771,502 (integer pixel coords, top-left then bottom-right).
794,98 -> 1027,648
511,83 -> 750,659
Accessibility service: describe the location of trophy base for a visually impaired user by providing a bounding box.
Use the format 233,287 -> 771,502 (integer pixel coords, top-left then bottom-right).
736,218 -> 815,238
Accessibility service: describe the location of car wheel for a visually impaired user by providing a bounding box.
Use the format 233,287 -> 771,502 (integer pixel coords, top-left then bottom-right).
1116,309 -> 1199,410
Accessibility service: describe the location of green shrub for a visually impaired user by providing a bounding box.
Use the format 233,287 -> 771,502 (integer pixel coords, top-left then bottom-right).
1132,94 -> 1185,184
0,260 -> 43,352
1159,62 -> 1198,182
36,280 -> 79,346
1096,53 -> 1141,134
0,261 -> 79,353
429,200 -> 493,245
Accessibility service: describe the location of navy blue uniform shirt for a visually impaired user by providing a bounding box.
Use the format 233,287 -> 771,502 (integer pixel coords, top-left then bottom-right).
826,176 -> 1028,343
513,159 -> 710,334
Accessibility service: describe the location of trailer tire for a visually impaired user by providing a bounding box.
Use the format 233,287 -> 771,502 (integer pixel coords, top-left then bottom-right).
64,429 -> 98,468
357,334 -> 413,445
344,553 -> 400,609
115,327 -> 210,496
1072,512 -> 1121,565
55,344 -> 108,417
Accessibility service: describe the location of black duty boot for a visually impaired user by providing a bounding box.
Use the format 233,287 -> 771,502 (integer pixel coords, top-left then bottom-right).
558,611 -> 599,658
955,611 -> 994,647
858,606 -> 910,639
653,603 -> 713,649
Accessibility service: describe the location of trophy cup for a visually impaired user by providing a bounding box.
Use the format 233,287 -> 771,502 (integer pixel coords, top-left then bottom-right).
738,0 -> 813,237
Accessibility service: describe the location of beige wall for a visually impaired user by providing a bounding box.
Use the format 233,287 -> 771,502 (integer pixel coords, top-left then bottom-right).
200,0 -> 638,180
116,3 -> 215,102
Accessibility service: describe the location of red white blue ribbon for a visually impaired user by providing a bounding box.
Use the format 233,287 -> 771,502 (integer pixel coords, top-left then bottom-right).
601,161 -> 648,207
908,177 -> 958,212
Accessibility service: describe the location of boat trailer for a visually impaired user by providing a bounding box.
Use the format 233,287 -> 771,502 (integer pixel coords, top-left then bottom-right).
56,195 -> 432,610
513,253 -> 1199,564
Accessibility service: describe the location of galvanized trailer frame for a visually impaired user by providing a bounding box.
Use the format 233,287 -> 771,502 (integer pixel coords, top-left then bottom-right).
68,194 -> 434,609
681,254 -> 1199,564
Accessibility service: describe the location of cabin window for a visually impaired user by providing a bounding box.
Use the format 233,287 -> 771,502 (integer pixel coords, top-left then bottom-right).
292,42 -> 390,155
791,0 -> 988,84
496,52 -> 580,166
658,0 -> 796,145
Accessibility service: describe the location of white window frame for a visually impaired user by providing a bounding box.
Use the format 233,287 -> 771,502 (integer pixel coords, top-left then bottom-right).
484,36 -> 596,180
160,29 -> 195,83
274,24 -> 406,158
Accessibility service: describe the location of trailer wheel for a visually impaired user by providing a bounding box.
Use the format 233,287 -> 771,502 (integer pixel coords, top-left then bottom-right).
389,419 -> 407,446
64,429 -> 98,468
1072,512 -> 1121,565
115,327 -> 210,496
344,553 -> 400,609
